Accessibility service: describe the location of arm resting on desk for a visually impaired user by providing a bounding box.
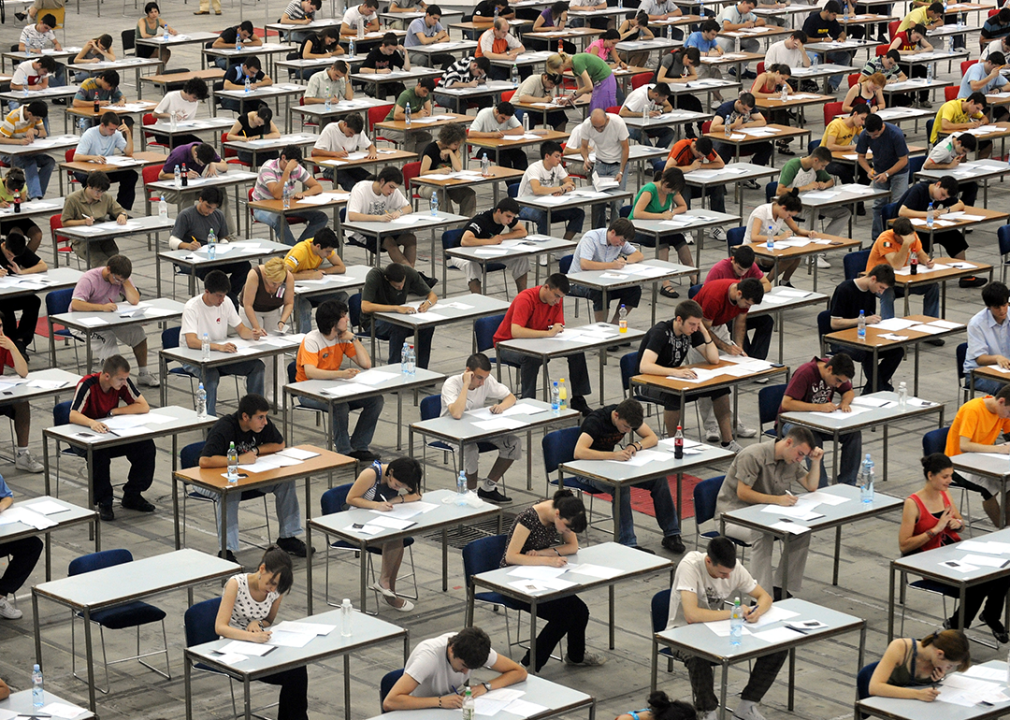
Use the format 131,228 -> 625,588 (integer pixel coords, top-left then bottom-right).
868,639 -> 942,701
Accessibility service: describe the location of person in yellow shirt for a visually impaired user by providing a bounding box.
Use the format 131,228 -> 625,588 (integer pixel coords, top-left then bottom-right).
931,92 -> 990,157
284,227 -> 348,333
820,105 -> 868,187
897,2 -> 944,33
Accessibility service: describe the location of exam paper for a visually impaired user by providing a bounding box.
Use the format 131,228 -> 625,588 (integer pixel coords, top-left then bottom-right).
706,619 -> 753,637
218,640 -> 275,656
474,688 -> 525,716
369,500 -> 438,519
268,630 -> 316,648
752,626 -> 805,643
508,565 -> 567,580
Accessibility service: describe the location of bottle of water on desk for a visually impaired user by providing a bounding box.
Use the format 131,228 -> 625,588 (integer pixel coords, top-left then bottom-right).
511,63 -> 520,88
618,0 -> 623,8
32,664 -> 43,708
357,21 -> 365,40
897,381 -> 907,410
207,228 -> 217,260
401,341 -> 411,374
348,38 -> 356,58
730,597 -> 743,645
780,83 -> 788,103
405,102 -> 412,127
481,152 -> 490,177
926,63 -> 933,82
227,442 -> 239,483
170,112 -> 177,132
618,304 -> 627,333
926,201 -> 934,230
174,164 -> 182,189
202,332 -> 211,359
857,309 -> 866,341
522,112 -> 530,133
244,76 -> 251,94
666,24 -> 673,40
859,453 -> 875,503
325,96 -> 331,112
551,381 -> 560,415
283,181 -> 292,209
197,382 -> 207,418
430,190 -> 438,216
158,195 -> 168,220
462,688 -> 475,720
407,344 -> 416,376
22,84 -> 28,100
558,377 -> 567,410
766,223 -> 774,251
457,470 -> 468,505
236,36 -> 243,53
163,25 -> 169,41
341,598 -> 353,637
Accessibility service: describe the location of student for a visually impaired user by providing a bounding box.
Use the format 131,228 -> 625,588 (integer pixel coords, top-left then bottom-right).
856,115 -> 909,240
821,105 -> 869,186
280,0 -> 322,23
240,258 -> 295,402
152,78 -> 209,147
896,1 -> 944,33
982,33 -> 1010,61
342,0 -> 381,35
946,385 -> 1010,527
868,629 -> 970,701
69,355 -> 157,520
292,28 -> 343,79
616,13 -> 657,66
304,60 -> 353,105
751,64 -> 795,151
663,137 -> 726,215
212,21 -> 262,57
18,14 -> 63,54
227,104 -> 281,167
620,82 -> 674,148
214,547 -> 308,720
828,263 -> 904,392
419,124 -> 476,216
925,132 -> 979,206
958,52 -> 1008,102
964,281 -> 1010,396
897,177 -> 974,274
932,93 -> 991,158
441,353 -> 519,503
75,49 -> 122,89
802,1 -> 850,91
405,4 -> 454,69
390,0 -> 428,11
221,57 -> 273,113
860,49 -> 907,85
655,46 -> 698,88
577,109 -> 630,226
0,101 -> 53,202
473,0 -> 514,20
666,537 -> 784,720
568,218 -> 644,325
533,2 -> 576,55
897,453 -> 1010,641
361,33 -> 412,98
0,466 -> 43,616
741,193 -> 808,286
477,18 -> 526,81
706,245 -> 770,293
0,333 -> 44,472
347,167 -> 426,274
0,170 -> 43,253
842,73 -> 886,114
181,271 -> 267,417
575,399 -> 685,553
60,171 -> 128,267
888,24 -> 933,106
73,112 -> 136,211
866,217 -> 940,322
516,141 -> 585,239
717,0 -> 765,58
250,145 -> 328,248
585,30 -> 623,69
284,228 -> 348,334
198,394 -> 310,562
437,56 -> 493,112
493,274 -> 593,412
8,56 -> 56,109
385,78 -> 436,155
361,263 -> 439,368
311,114 -> 375,189
776,146 -> 850,238
468,102 -> 531,171
710,93 -> 770,176
383,627 -> 527,710
765,30 -> 809,71
157,142 -> 231,215
546,52 -> 615,113
136,2 -> 176,63
451,199 -> 529,295
684,20 -> 724,90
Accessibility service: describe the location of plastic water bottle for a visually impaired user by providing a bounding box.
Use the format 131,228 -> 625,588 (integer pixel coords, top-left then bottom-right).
644,100 -> 651,126
401,341 -> 411,375
407,344 -> 416,376
766,223 -> 774,250
780,83 -> 788,102
32,662 -> 43,706
618,0 -> 623,8
22,84 -> 28,99
202,332 -> 211,359
236,36 -> 243,52
674,424 -> 684,459
163,25 -> 169,41
170,113 -> 177,132
926,63 -> 933,82
158,195 -> 168,220
462,688 -> 475,720
174,165 -> 182,188
730,597 -> 743,645
349,38 -> 356,57
857,310 -> 866,342
196,382 -> 207,418
523,112 -> 530,133
666,23 -> 673,40
457,470 -> 467,504
357,20 -> 365,39
244,76 -> 251,94
430,190 -> 438,216
494,5 -> 500,18
898,381 -> 908,410
926,202 -> 934,230
558,378 -> 567,410
405,102 -> 412,127
958,11 -> 964,27
324,96 -> 332,112
283,181 -> 292,209
551,381 -> 560,415
618,304 -> 627,333
859,454 -> 875,503
208,228 -> 216,246
511,63 -> 520,88
340,598 -> 353,637
207,239 -> 216,260
227,442 -> 239,483
481,152 -> 490,177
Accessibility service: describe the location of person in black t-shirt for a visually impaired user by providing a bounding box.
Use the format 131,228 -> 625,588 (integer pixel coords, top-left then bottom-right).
210,21 -> 262,69
197,394 -> 310,563
221,57 -> 272,112
450,198 -> 530,294
417,124 -> 476,220
0,231 -> 45,358
574,399 -> 684,553
361,33 -> 410,98
898,178 -> 975,275
635,300 -> 739,452
828,263 -> 903,393
801,1 -> 855,91
473,0 -> 514,20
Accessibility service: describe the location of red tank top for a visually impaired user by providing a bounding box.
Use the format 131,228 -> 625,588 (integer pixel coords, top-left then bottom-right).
910,492 -> 960,553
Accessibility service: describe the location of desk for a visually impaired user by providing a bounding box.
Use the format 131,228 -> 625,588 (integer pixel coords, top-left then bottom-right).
435,79 -> 522,112
748,286 -> 828,363
145,117 -> 235,151
444,234 -> 577,291
632,210 -> 742,269
790,63 -> 860,92
247,189 -> 349,247
567,259 -> 695,325
652,597 -> 866,719
57,214 -> 174,272
350,66 -> 443,96
203,44 -> 299,78
292,96 -> 397,129
916,159 -> 1010,206
266,19 -> 344,43
487,50 -> 556,71
172,445 -> 354,557
65,103 -> 157,144
955,451 -> 1010,526
698,52 -> 765,78
874,105 -> 935,129
722,483 -> 903,590
374,113 -> 475,146
140,68 -> 225,95
467,542 -> 672,674
293,263 -> 372,328
0,136 -> 79,188
0,495 -> 96,582
718,25 -> 792,50
157,239 -> 291,299
755,92 -> 836,114
49,297 -> 184,374
0,267 -> 81,303
372,291 -> 510,357
59,151 -> 166,196
562,438 -> 734,539
1,690 -> 92,720
63,58 -> 163,98
277,55 -> 366,83
467,129 -> 569,168
805,37 -> 883,62
212,84 -> 308,131
147,170 -> 260,231
891,257 -> 994,317
516,191 -> 635,242
308,487 -> 501,613
525,27 -> 603,51
380,8 -> 465,24
703,124 -> 811,163
882,77 -> 954,104
134,32 -> 221,66
858,659 -> 1010,720
2,49 -> 78,73
186,608 -> 408,720
514,95 -> 590,127
621,109 -> 716,137
410,165 -> 525,217
682,162 -> 780,220
750,233 -> 863,292
32,548 -> 238,712
344,210 -> 469,275
613,38 -> 682,61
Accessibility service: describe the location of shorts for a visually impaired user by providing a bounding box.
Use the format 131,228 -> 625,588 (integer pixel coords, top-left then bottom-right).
954,469 -> 998,500
0,217 -> 40,238
462,434 -> 521,475
88,324 -> 146,361
637,382 -> 729,411
448,256 -> 529,283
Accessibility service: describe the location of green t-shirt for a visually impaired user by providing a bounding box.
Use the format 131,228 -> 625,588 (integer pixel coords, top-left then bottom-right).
778,157 -> 831,188
387,87 -> 429,120
571,53 -> 613,84
629,182 -> 673,219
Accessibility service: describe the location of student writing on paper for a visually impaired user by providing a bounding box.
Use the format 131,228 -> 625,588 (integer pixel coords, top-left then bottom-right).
284,229 -> 348,334
347,166 -> 425,275
151,78 -> 210,148
212,21 -> 262,69
478,19 -> 526,83
0,473 -> 43,619
240,258 -> 295,401
221,57 -> 274,114
68,355 -> 157,522
72,71 -> 126,113
666,537 -> 783,720
0,230 -> 45,363
296,299 -> 383,461
450,198 -> 529,295
575,399 -> 685,554
628,169 -> 697,298
820,105 -> 868,187
215,546 -> 308,720
501,489 -> 606,670
620,82 -> 674,150
342,0 -> 382,36
441,353 -> 519,503
0,327 -> 44,473
72,112 -> 136,212
404,6 -> 454,71
0,102 -> 52,205
436,56 -> 493,113
361,32 -> 413,99
468,102 -> 534,172
710,93 -> 771,173
198,394 -> 309,563
924,132 -> 978,207
346,457 -> 423,611
964,281 -> 1010,395
515,141 -> 585,240
60,172 -> 127,268
418,124 -> 477,217
568,218 -> 644,325
303,59 -> 351,104
777,146 -> 849,241
899,453 -> 1010,641
742,193 -> 806,286
945,384 -> 1010,527
311,112 -> 377,190
867,629 -> 969,702
227,104 -> 281,167
616,691 -> 696,720
865,217 -> 940,323
382,626 -> 526,711
715,426 -> 823,600
662,137 -> 726,216
898,177 -> 979,284
158,142 -> 231,216
386,79 -> 435,155
250,145 -> 328,249
361,263 -> 438,368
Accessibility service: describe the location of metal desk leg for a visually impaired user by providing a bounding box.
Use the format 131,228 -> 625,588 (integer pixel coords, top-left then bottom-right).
244,678 -> 252,720
442,527 -> 448,591
84,607 -> 96,711
184,654 -> 192,720
529,598 -> 538,676
781,534 -> 790,595
612,484 -> 620,542
397,391 -> 403,450
718,663 -> 729,720
220,489 -> 228,558
650,636 -> 659,693
788,647 -> 796,711
887,563 -> 895,642
609,584 -> 615,649
359,540 -> 368,614
343,655 -> 351,720
833,526 -> 841,585
33,591 -> 42,667
306,522 -> 315,615
173,475 -> 181,549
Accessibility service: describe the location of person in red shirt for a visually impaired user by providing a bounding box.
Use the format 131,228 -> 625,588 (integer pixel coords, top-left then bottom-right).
705,245 -> 772,292
68,354 -> 156,521
493,273 -> 592,414
662,137 -> 727,217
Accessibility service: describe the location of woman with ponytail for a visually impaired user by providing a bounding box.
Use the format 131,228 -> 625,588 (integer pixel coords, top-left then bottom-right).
740,190 -> 807,286
868,628 -> 969,700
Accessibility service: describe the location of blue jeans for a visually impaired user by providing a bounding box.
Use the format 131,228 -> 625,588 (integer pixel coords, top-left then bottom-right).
299,395 -> 384,455
5,153 -> 54,199
584,476 -> 680,547
629,126 -> 675,149
373,319 -> 433,368
194,481 -> 303,551
183,359 -> 265,416
568,283 -> 641,312
970,376 -> 1007,396
295,290 -> 348,334
252,208 -> 328,247
879,283 -> 939,320
518,206 -> 584,236
496,345 -> 591,399
591,160 -> 628,227
782,422 -> 862,487
870,171 -> 909,240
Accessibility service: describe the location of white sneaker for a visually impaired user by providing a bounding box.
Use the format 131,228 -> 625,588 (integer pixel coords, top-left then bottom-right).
705,429 -> 721,443
733,705 -> 768,720
0,596 -> 22,619
15,451 -> 43,474
137,372 -> 161,388
701,711 -> 720,720
816,254 -> 831,269
725,440 -> 745,453
712,227 -> 726,241
736,423 -> 758,438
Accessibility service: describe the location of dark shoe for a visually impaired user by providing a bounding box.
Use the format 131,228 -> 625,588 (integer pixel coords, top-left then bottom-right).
348,449 -> 380,462
742,179 -> 760,190
926,338 -> 945,347
98,503 -> 114,521
781,281 -> 795,288
660,286 -> 679,299
277,536 -> 314,557
607,345 -> 620,353
856,202 -> 866,216
569,395 -> 592,417
14,12 -> 26,20
121,494 -> 155,512
662,535 -> 686,553
776,143 -> 795,156
419,272 -> 438,289
477,486 -> 512,504
218,549 -> 238,564
960,276 -> 987,288
772,587 -> 793,602
980,612 -> 1010,643
52,98 -> 66,106
742,69 -> 757,80
633,545 -> 656,554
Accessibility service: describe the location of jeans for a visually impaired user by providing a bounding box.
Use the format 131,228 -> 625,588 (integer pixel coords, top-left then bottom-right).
715,140 -> 772,167
629,126 -> 675,149
0,536 -> 43,595
252,208 -> 329,247
5,152 -> 54,199
195,481 -> 303,551
688,184 -> 726,214
831,345 -> 903,393
518,206 -> 584,236
497,345 -> 591,399
677,649 -> 787,713
196,261 -> 251,307
870,170 -> 909,240
781,422 -> 862,487
373,319 -> 433,368
92,439 -> 156,506
568,283 -> 641,312
970,376 -> 1007,396
591,160 -> 628,227
183,359 -> 266,416
517,595 -> 589,672
584,477 -> 680,547
879,283 -> 940,320
299,395 -> 384,454
74,169 -> 137,210
333,166 -> 372,191
0,295 -> 39,350
742,314 -> 774,360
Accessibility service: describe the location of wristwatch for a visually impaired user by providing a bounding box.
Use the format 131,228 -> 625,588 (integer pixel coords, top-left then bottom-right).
483,682 -> 492,693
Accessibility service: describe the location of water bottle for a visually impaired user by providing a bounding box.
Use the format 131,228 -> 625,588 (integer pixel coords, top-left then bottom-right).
958,11 -> 964,27
407,344 -> 416,376
174,164 -> 182,188
674,425 -> 684,459
511,63 -> 520,88
558,378 -> 567,410
897,381 -> 908,410
181,163 -> 189,188
236,36 -> 243,52
349,38 -> 356,57
926,201 -> 934,230
766,223 -> 774,250
430,190 -> 438,216
551,381 -> 560,415
283,181 -> 292,209
926,63 -> 933,82
401,341 -> 411,375
207,240 -> 216,260
163,25 -> 169,41
857,310 -> 866,342
340,598 -> 353,637
462,688 -> 475,720
325,96 -> 332,112
523,112 -> 530,133
644,100 -> 651,126
618,304 -> 628,333
666,24 -> 673,40
859,454 -> 874,503
730,597 -> 743,645
32,664 -> 43,708
494,5 -> 500,17
244,76 -> 251,94
13,189 -> 21,214
357,20 -> 365,40
227,441 -> 239,482
202,332 -> 211,359
618,0 -> 623,8
208,228 -> 216,246
405,102 -> 412,127
780,83 -> 788,102
457,470 -> 468,504
197,382 -> 207,418
481,152 -> 490,177
170,113 -> 177,132
158,195 -> 168,220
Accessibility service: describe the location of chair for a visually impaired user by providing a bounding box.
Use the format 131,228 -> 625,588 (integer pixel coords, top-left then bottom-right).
418,394 -> 503,488
922,426 -> 973,536
51,401 -> 86,497
68,550 -> 171,694
142,163 -> 166,217
474,314 -> 518,389
631,73 -> 653,91
816,309 -> 833,356
368,105 -> 398,147
843,249 -> 871,281
808,139 -> 821,154
823,101 -> 844,126
847,73 -> 860,89
441,228 -> 508,294
45,288 -> 83,370
462,535 -> 526,655
121,29 -> 136,57
557,255 -> 593,318
500,90 -> 516,102
764,181 -> 777,204
651,589 -> 676,673
881,201 -> 900,228
692,475 -> 751,557
379,668 -> 404,709
961,60 -> 978,77
184,598 -> 239,714
856,661 -> 879,702
48,214 -> 76,267
926,119 -> 934,145
757,383 -> 786,440
756,62 -> 764,76
319,484 -> 417,610
944,86 -> 958,102
142,115 -> 168,151
620,352 -> 659,414
221,132 -> 251,170
907,155 -> 926,179
955,342 -> 969,405
875,43 -> 888,57
542,426 -> 611,533
688,283 -> 702,299
726,226 -> 745,250
997,225 -> 1010,283
402,161 -> 421,210
888,20 -> 899,41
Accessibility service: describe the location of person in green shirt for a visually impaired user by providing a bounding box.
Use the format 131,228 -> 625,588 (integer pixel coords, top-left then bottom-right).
629,167 -> 696,298
386,77 -> 436,154
775,146 -> 850,238
547,52 -> 616,113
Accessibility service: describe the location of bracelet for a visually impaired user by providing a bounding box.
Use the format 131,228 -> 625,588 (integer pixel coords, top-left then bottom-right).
926,529 -> 935,539
552,548 -> 560,556
438,697 -> 443,708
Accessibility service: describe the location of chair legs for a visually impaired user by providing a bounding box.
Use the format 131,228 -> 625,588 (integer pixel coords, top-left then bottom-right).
71,615 -> 171,694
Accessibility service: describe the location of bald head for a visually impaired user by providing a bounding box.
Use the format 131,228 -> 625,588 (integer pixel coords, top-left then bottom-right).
589,108 -> 608,132
494,16 -> 509,31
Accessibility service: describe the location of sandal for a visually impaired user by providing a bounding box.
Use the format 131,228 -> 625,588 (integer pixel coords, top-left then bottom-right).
660,286 -> 679,299
368,581 -> 397,599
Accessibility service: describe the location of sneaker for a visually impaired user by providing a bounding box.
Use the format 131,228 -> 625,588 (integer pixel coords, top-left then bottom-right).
926,338 -> 945,347
0,596 -> 22,620
705,429 -> 721,443
348,449 -> 380,462
564,652 -> 607,667
960,276 -> 987,288
14,12 -> 26,20
724,440 -> 745,453
781,281 -> 795,288
733,705 -> 768,720
742,69 -> 757,80
15,451 -> 43,473
419,272 -> 438,289
775,143 -> 795,156
569,395 -> 592,417
122,494 -> 155,512
137,372 -> 160,387
661,535 -> 686,553
712,227 -> 726,242
979,612 -> 1009,643
742,179 -> 760,190
701,711 -> 720,720
633,545 -> 656,554
98,503 -> 114,521
816,254 -> 831,269
218,549 -> 238,564
277,536 -> 314,557
736,423 -> 757,438
477,486 -> 512,504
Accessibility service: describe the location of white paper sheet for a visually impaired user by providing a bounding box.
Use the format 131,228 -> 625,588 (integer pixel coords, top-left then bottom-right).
567,563 -> 621,579
770,521 -> 811,535
473,417 -> 527,431
369,500 -> 438,519
752,626 -> 806,643
705,619 -> 753,637
474,688 -> 525,716
267,630 -> 317,648
218,640 -> 275,656
508,565 -> 567,580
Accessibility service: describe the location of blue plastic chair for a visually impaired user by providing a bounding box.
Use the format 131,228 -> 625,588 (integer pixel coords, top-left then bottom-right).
693,475 -> 750,558
880,201 -> 900,227
758,384 -> 787,440
68,549 -> 170,693
542,426 -> 610,532
474,314 -> 518,389
808,139 -> 821,154
955,342 -> 969,405
856,661 -> 879,702
507,182 -> 520,199
998,225 -> 1010,283
651,589 -> 676,673
462,534 -> 527,654
184,598 -> 240,714
441,228 -> 508,295
161,326 -> 198,394
419,395 -> 499,484
817,310 -> 834,356
764,181 -> 777,204
619,352 -> 662,425
45,287 -> 84,370
380,668 -> 405,710
688,283 -> 702,299
52,400 -> 86,497
907,155 -> 926,179
843,249 -> 871,281
726,226 -> 745,251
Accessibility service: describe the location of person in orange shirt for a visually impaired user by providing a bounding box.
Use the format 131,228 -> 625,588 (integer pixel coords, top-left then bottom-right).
662,137 -> 727,217
945,384 -> 1010,527
865,217 -> 939,322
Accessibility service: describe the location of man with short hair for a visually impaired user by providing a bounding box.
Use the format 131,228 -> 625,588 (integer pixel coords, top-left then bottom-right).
959,52 -> 1009,101
898,176 -> 974,270
925,131 -> 978,206
965,281 -> 1010,396
69,354 -> 157,520
181,270 -> 267,417
468,102 -> 530,170
210,20 -> 262,68
685,20 -> 725,87
579,109 -> 630,226
361,263 -> 439,368
717,426 -> 822,598
620,82 -> 674,148
710,93 -> 771,176
493,274 -> 593,412
776,146 -> 850,237
158,141 -> 231,213
280,0 -> 322,24
568,219 -> 644,324
802,1 -> 850,90
707,245 -> 771,292
946,384 -> 1010,528
250,144 -> 328,247
296,299 -> 383,462
663,136 -> 726,214
981,34 -> 1010,62
73,111 -> 136,210
0,101 -> 53,201
866,216 -> 940,323
717,0 -> 765,58
476,17 -> 525,81
897,1 -> 944,33
857,114 -> 909,240
361,32 -> 412,98
304,60 -> 353,104
341,0 -> 381,35
821,105 -> 868,185
765,30 -> 810,70
61,171 -> 128,267
311,113 -> 376,188
152,78 -> 209,147
666,537 -> 785,720
8,55 -> 56,112
575,398 -> 685,553
347,166 -> 425,273
932,92 -> 990,155
860,49 -> 907,84
197,394 -> 310,562
284,228 -> 348,333
0,333 -> 44,472
452,198 -> 529,295
516,141 -> 584,239
387,78 -> 436,155
437,56 -> 493,112
18,14 -> 62,54
383,627 -> 527,712
72,70 -> 124,111
441,353 -> 519,503
981,7 -> 1010,48
405,4 -> 454,69
221,57 -> 273,112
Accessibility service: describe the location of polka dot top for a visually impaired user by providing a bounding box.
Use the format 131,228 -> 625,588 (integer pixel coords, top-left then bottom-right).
500,506 -> 559,567
228,572 -> 279,629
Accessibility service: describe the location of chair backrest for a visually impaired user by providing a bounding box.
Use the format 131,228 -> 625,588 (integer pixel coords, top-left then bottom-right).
881,201 -> 900,224
121,29 -> 136,53
507,182 -> 520,198
500,90 -> 515,102
462,534 -> 508,583
857,661 -> 880,701
402,161 -> 421,193
922,427 -> 950,456
181,441 -> 205,469
474,314 -> 505,353
875,43 -> 888,57
764,181 -> 777,204
956,342 -> 967,383
651,588 -> 671,633
368,105 -> 394,133
961,60 -> 978,77
184,597 -> 222,649
420,394 -> 441,422
944,86 -> 958,102
45,287 -> 73,316
619,351 -> 639,392
287,360 -> 297,384
542,426 -> 581,475
320,484 -> 353,514
925,119 -> 934,143
808,139 -> 821,154
756,62 -> 765,76
907,155 -> 926,178
688,283 -> 702,299
847,73 -> 860,88
349,293 -> 362,329
726,226 -> 745,249
823,101 -> 843,126
605,105 -> 621,115
843,249 -> 871,281
816,309 -> 833,351
631,72 -> 653,91
54,400 -> 71,427
998,225 -> 1010,258
888,20 -> 899,40
441,228 -> 465,252
143,164 -> 165,187
380,668 -> 405,710
558,254 -> 573,274
162,325 -> 181,351
758,383 -> 787,428
69,548 -> 133,577
693,476 -> 725,526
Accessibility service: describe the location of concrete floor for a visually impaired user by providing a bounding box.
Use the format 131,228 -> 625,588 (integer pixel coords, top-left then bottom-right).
0,2 -> 1005,718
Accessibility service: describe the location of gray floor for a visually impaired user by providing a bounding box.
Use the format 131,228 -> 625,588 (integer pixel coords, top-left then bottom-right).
0,3 -> 1005,719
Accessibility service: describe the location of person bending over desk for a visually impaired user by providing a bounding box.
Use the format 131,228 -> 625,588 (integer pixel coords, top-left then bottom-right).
158,142 -> 231,216
0,230 -> 45,363
568,218 -> 644,326
515,141 -> 585,240
0,330 -> 46,473
0,472 -> 43,618
864,217 -> 939,323
311,113 -> 376,190
347,166 -> 425,273
284,228 -> 347,334
221,58 -> 274,114
240,258 -> 294,403
152,78 -> 210,148
360,263 -> 438,368
250,145 -> 328,248
61,171 -> 128,268
228,104 -> 281,167
867,628 -> 969,701
945,384 -> 1010,528
450,198 -> 529,296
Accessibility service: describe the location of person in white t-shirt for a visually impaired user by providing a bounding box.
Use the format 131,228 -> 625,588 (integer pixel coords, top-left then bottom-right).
982,35 -> 1010,61
310,113 -> 377,189
383,627 -> 526,711
468,102 -> 532,170
619,82 -> 674,148
180,270 -> 266,416
765,31 -> 810,70
742,194 -> 805,285
579,110 -> 630,226
667,537 -> 785,720
341,0 -> 380,35
516,140 -> 584,239
440,353 -> 520,503
347,166 -> 427,275
152,78 -> 209,147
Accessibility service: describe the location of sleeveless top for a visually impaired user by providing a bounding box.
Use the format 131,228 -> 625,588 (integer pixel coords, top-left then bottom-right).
236,111 -> 268,139
888,639 -> 932,687
629,710 -> 650,720
239,266 -> 285,312
909,491 -> 960,553
228,572 -> 279,629
350,460 -> 399,507
500,506 -> 558,567
851,85 -> 876,108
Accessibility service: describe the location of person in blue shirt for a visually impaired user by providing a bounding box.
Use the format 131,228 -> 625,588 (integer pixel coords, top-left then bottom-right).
220,57 -> 273,113
855,114 -> 908,239
684,18 -> 725,102
710,93 -> 771,181
0,474 -> 43,619
959,53 -> 1010,123
964,281 -> 1010,396
71,111 -> 136,210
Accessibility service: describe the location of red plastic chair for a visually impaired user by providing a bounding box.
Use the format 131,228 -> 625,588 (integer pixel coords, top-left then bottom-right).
945,86 -> 959,102
48,214 -> 74,266
63,148 -> 82,194
501,90 -> 516,102
847,73 -> 860,88
142,113 -> 170,151
630,72 -> 653,91
220,132 -> 250,169
876,43 -> 889,56
989,7 -> 999,17
402,161 -> 421,210
823,101 -> 844,125
368,104 -> 397,147
961,59 -> 978,76
297,96 -> 319,131
888,20 -> 899,41
756,62 -> 765,75
605,105 -> 621,114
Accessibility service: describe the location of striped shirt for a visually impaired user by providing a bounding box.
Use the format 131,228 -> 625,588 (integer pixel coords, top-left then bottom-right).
443,57 -> 477,87
74,77 -> 124,104
0,106 -> 43,139
71,372 -> 142,419
251,158 -> 313,202
859,57 -> 903,81
284,0 -> 312,21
